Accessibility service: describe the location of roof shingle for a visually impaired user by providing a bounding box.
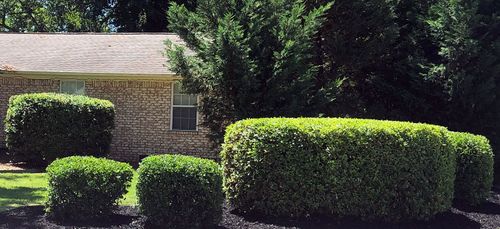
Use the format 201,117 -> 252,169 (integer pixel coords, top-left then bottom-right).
0,33 -> 185,75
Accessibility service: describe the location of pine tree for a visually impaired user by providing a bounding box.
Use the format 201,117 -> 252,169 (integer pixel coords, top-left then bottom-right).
305,0 -> 440,120
427,0 -> 500,159
166,0 -> 332,142
306,0 -> 401,117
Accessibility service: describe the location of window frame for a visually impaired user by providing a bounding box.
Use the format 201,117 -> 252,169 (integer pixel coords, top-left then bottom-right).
170,82 -> 199,131
60,80 -> 86,95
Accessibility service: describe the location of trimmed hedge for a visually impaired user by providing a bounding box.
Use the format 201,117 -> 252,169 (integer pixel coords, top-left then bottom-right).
46,156 -> 134,221
449,132 -> 494,205
222,118 -> 456,222
137,154 -> 223,228
4,93 -> 115,165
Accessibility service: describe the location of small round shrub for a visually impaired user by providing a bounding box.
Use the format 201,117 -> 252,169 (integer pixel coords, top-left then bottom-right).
4,93 -> 115,166
46,156 -> 134,221
137,154 -> 223,228
449,131 -> 494,205
222,118 -> 456,222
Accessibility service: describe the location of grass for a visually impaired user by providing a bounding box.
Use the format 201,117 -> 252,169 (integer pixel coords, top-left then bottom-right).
0,171 -> 138,212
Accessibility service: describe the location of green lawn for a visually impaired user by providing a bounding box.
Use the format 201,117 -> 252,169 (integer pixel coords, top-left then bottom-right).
0,171 -> 138,212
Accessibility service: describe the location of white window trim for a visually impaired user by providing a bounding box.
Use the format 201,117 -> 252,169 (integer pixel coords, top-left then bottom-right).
170,82 -> 199,131
60,80 -> 86,95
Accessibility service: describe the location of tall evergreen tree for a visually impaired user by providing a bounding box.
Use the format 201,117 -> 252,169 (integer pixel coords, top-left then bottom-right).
302,0 -> 441,122
308,0 -> 500,148
427,0 -> 500,157
306,0 -> 402,117
166,0 -> 332,142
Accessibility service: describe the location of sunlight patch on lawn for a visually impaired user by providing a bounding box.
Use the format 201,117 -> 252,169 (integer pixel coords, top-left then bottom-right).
0,171 -> 138,212
121,172 -> 138,206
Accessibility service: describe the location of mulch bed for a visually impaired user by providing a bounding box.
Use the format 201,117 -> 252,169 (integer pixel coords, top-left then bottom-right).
1,188 -> 499,229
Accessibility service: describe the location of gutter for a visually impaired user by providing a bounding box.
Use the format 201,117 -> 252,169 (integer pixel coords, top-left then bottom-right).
0,71 -> 182,81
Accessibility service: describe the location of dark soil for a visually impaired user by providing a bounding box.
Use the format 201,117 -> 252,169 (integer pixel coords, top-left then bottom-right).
221,188 -> 500,229
0,206 -> 145,229
1,188 -> 499,229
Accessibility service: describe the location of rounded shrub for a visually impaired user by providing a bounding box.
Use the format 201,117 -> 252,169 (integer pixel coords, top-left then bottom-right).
4,93 -> 115,166
222,118 -> 456,222
449,131 -> 494,205
137,154 -> 223,228
46,156 -> 134,221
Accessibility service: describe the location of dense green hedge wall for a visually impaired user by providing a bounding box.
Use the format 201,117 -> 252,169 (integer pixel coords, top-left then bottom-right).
222,118 -> 456,222
137,154 -> 224,228
4,93 -> 115,165
449,132 -> 494,205
46,156 -> 134,221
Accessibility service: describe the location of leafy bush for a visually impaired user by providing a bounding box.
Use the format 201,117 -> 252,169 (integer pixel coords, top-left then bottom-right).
137,154 -> 223,228
222,118 -> 456,222
46,156 -> 134,221
4,93 -> 115,165
449,132 -> 494,205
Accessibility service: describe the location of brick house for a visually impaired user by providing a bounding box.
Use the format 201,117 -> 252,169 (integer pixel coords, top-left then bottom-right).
0,33 -> 215,162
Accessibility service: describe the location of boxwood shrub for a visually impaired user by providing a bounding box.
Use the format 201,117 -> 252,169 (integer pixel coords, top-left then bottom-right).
222,118 -> 456,222
449,131 -> 494,205
4,93 -> 115,165
137,154 -> 223,228
46,156 -> 134,221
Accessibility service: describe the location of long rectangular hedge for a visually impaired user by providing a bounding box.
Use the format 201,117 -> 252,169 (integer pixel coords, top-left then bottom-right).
221,118 -> 456,222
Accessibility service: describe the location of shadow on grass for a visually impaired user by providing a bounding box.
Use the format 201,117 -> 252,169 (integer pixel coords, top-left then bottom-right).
0,169 -> 43,174
0,173 -> 45,182
0,187 -> 47,212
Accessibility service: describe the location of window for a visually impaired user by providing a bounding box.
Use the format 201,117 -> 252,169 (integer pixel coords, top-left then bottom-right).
171,82 -> 198,131
60,80 -> 85,95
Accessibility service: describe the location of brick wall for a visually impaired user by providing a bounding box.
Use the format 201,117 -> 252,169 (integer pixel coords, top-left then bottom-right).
0,77 -> 216,162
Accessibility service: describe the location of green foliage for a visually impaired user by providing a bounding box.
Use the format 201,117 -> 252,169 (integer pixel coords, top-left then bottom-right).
0,172 -> 47,212
137,154 -> 223,228
222,118 -> 456,222
306,0 -> 405,117
305,0 -> 500,147
166,0 -> 333,143
449,132 -> 494,205
4,93 -> 115,166
0,171 -> 138,213
0,0 -> 112,32
45,156 -> 134,221
0,0 -> 196,32
166,0 -> 500,176
425,0 -> 500,162
111,0 -> 196,32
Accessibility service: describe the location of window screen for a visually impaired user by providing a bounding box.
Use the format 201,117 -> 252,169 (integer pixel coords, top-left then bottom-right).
172,82 -> 198,131
60,80 -> 85,95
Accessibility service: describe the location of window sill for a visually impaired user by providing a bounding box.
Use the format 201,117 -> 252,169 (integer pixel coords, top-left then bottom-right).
168,129 -> 199,135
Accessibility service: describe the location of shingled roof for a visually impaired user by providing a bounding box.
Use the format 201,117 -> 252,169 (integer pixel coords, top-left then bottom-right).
0,33 -> 186,76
